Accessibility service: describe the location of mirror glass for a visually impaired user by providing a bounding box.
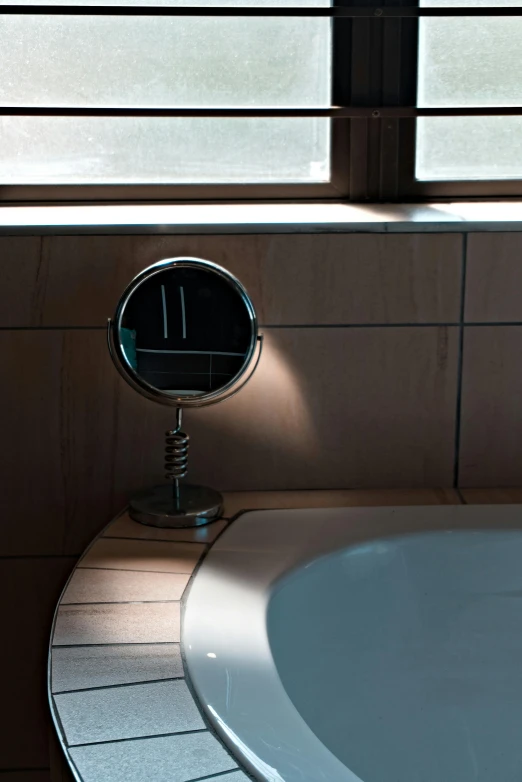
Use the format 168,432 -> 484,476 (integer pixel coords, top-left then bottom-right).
115,260 -> 256,401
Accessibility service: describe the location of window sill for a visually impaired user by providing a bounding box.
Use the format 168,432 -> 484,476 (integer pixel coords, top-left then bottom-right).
1,201 -> 522,235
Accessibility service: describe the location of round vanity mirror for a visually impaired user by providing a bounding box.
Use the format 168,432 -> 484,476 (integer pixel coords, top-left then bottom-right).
109,257 -> 258,407
107,257 -> 262,529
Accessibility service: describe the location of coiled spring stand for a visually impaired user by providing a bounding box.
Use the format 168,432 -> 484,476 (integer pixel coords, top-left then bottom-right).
129,407 -> 223,528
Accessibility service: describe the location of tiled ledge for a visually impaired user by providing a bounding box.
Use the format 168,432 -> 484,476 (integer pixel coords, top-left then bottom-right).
4,202 -> 522,235
48,487 -> 513,782
49,509 -> 239,782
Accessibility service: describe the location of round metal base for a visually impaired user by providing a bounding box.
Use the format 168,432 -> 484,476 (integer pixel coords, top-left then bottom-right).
129,483 -> 223,529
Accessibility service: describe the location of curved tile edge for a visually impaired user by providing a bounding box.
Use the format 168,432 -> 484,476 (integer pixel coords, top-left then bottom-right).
47,508 -> 246,782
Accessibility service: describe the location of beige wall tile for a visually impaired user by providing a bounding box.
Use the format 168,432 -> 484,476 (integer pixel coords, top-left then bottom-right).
0,237 -> 42,327
466,233 -> 522,322
90,326 -> 461,507
0,331 -> 66,555
461,488 -> 522,504
460,327 -> 522,487
0,326 -> 459,555
0,557 -> 76,769
183,327 -> 459,490
0,331 -> 117,556
39,234 -> 461,327
101,327 -> 458,494
0,328 -> 186,555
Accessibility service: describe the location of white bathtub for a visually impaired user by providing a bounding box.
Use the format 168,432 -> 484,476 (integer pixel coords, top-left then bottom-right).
184,505 -> 522,782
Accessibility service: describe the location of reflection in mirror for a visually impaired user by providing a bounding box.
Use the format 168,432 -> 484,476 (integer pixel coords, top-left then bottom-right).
120,265 -> 253,397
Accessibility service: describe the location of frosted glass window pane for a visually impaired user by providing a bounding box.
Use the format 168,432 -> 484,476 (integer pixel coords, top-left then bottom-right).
416,117 -> 522,180
0,16 -> 330,108
0,117 -> 330,184
417,0 -> 522,180
418,15 -> 522,108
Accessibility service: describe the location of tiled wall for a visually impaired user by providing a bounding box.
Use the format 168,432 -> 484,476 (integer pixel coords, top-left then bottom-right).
1,229 -> 521,779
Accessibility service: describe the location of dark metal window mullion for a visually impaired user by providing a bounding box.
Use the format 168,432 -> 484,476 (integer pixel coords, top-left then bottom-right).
383,0 -> 419,200
346,0 -> 399,202
367,13 -> 384,201
396,0 -> 420,200
379,0 -> 415,200
379,12 -> 401,201
335,0 -> 420,202
347,0 -> 374,201
331,0 -> 352,198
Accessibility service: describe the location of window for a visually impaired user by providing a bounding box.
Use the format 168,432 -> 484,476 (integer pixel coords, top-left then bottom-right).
0,0 -> 341,199
0,1 -> 521,201
416,0 -> 522,191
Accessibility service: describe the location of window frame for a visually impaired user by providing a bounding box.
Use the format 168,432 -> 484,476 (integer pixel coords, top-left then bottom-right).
2,2 -> 522,203
397,1 -> 522,201
0,2 -> 351,203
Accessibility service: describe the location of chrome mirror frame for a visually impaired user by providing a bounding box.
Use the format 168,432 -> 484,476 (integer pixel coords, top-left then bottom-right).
107,256 -> 262,408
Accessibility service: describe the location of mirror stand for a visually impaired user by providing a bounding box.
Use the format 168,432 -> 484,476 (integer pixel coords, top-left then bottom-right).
108,256 -> 262,530
129,408 -> 224,529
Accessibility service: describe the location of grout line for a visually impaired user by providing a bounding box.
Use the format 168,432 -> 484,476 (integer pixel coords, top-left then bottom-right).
188,769 -> 241,782
465,321 -> 522,327
102,535 -> 214,545
269,322 -> 522,328
90,540 -> 207,547
261,322 -> 459,329
77,566 -> 199,574
69,727 -> 208,749
0,554 -> 80,560
456,487 -> 467,505
0,323 -> 456,332
453,233 -> 468,489
53,676 -> 185,696
2,322 -> 521,332
2,227 -> 522,238
53,641 -> 180,648
0,326 -> 106,331
60,600 -> 183,606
